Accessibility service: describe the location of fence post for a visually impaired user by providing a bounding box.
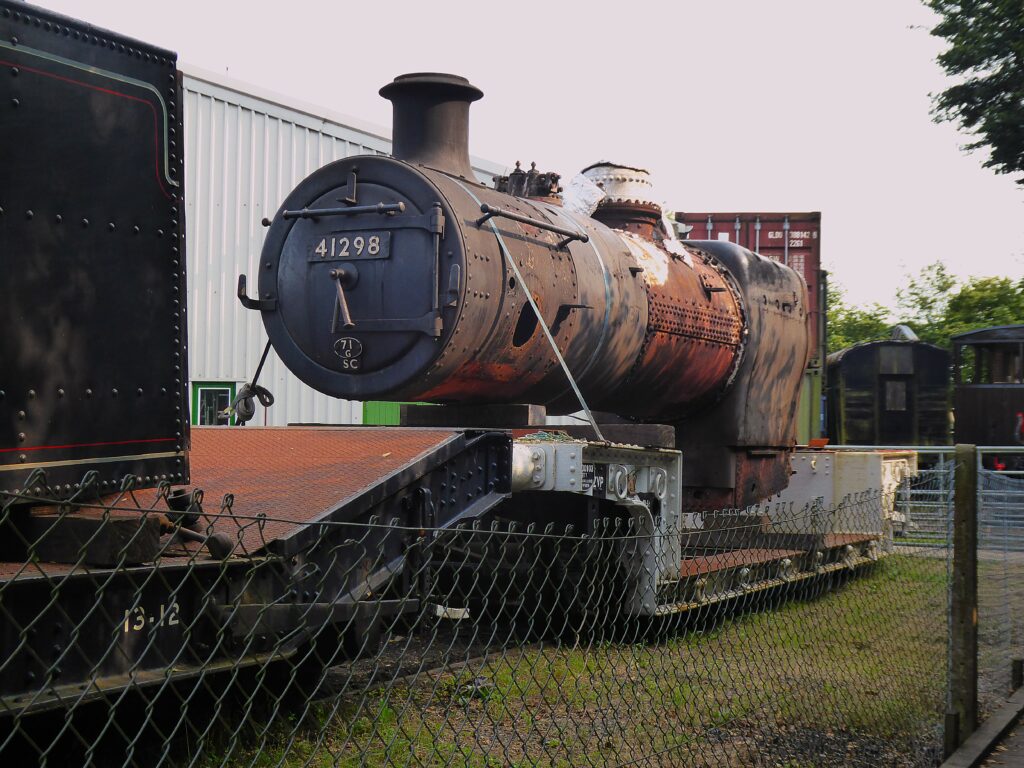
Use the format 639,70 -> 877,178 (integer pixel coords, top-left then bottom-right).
947,443 -> 978,756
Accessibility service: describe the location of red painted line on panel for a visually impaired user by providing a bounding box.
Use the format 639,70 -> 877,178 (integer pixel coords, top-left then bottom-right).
1,56 -> 172,199
0,437 -> 177,454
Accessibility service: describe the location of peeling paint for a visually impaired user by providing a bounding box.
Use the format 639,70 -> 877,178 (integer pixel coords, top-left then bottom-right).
620,232 -> 672,286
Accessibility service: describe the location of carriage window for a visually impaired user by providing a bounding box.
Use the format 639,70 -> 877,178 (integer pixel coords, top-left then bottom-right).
884,381 -> 907,412
991,347 -> 1023,383
879,346 -> 913,375
955,346 -> 975,384
958,345 -> 1024,384
975,348 -> 989,384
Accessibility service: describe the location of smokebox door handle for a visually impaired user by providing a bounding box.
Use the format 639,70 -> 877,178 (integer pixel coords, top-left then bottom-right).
330,268 -> 356,331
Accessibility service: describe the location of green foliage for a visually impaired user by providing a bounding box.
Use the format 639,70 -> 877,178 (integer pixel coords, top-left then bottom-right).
926,0 -> 1024,185
896,261 -> 1024,345
895,261 -> 958,345
945,275 -> 1024,337
829,260 -> 1024,351
826,285 -> 891,354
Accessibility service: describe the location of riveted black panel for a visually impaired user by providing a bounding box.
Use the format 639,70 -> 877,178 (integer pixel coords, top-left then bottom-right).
0,1 -> 189,496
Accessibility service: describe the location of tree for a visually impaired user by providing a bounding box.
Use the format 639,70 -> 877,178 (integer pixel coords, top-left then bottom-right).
926,0 -> 1024,185
826,286 -> 891,354
944,275 -> 1024,339
895,261 -> 958,344
828,261 -> 1024,352
897,261 -> 1024,345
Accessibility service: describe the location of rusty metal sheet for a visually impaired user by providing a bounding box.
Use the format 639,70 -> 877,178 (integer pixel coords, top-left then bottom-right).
0,427 -> 461,576
821,533 -> 880,549
679,548 -> 803,578
183,427 -> 459,552
0,561 -> 78,579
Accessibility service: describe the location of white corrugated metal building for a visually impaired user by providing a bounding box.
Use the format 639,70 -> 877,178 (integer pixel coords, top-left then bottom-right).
182,66 -> 505,427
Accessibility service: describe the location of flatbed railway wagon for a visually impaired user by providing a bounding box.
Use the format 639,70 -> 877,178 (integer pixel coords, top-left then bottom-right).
0,0 -> 895,739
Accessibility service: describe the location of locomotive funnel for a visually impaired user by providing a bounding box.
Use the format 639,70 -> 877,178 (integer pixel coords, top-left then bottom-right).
380,72 -> 483,179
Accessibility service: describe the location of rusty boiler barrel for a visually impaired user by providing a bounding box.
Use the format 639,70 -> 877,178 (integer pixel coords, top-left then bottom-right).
256,73 -> 754,420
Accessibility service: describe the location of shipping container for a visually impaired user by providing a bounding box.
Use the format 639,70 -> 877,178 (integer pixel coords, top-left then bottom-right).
796,367 -> 824,445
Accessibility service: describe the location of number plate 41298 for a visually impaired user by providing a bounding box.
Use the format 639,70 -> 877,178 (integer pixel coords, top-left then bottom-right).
309,231 -> 390,261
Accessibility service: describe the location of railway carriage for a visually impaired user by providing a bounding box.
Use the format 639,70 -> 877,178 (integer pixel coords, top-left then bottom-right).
953,325 -> 1024,469
826,339 -> 951,446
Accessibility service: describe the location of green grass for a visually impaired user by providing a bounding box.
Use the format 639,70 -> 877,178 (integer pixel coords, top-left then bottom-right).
201,556 -> 953,767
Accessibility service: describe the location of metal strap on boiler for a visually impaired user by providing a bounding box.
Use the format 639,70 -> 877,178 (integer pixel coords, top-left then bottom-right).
450,180 -> 605,442
537,201 -> 613,386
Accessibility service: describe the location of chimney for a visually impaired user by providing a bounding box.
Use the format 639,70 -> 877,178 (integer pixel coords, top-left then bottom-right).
379,73 -> 483,179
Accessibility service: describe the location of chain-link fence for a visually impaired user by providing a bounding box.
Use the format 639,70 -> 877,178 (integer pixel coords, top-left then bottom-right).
895,447 -> 1024,730
896,452 -> 954,549
0,470 -> 955,768
976,451 -> 1024,723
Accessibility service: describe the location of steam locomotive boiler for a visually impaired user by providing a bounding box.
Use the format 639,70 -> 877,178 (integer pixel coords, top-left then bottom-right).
244,73 -> 812,509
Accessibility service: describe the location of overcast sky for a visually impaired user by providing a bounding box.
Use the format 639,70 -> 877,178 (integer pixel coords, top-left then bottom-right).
36,0 -> 1024,310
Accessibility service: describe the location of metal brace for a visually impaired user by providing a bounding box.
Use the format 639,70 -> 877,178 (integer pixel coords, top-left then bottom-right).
237,274 -> 277,311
